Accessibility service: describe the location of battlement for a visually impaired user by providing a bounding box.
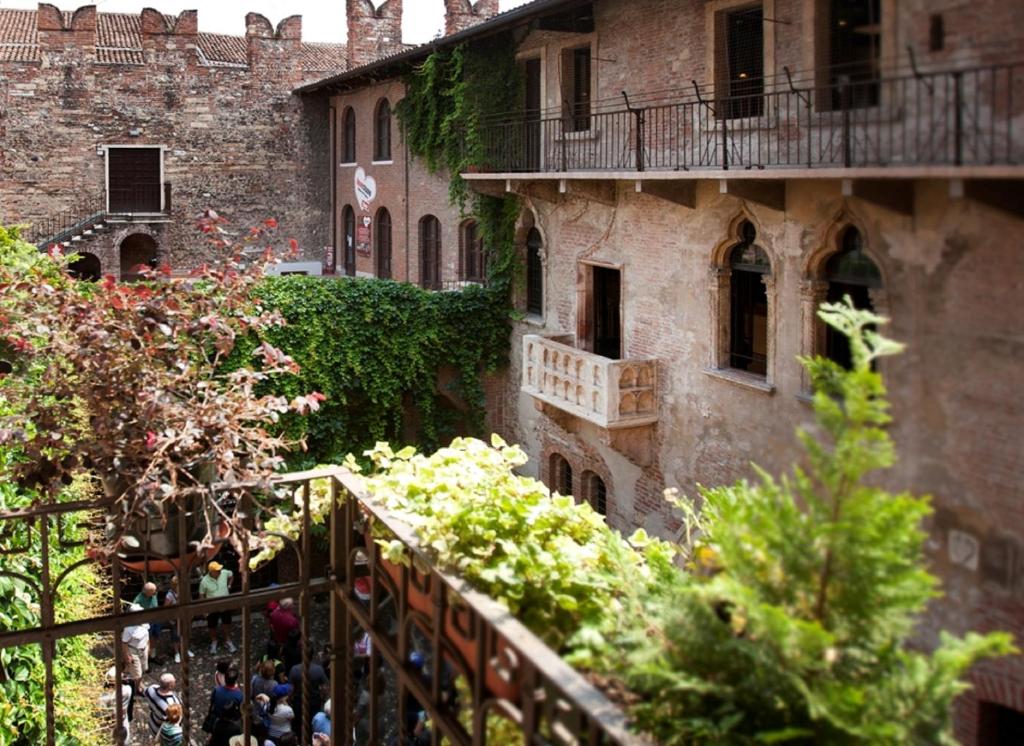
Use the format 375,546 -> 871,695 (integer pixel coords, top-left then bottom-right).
0,4 -> 345,73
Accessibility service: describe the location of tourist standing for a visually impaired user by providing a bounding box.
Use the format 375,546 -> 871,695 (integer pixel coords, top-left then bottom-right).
268,597 -> 300,656
144,672 -> 181,736
159,702 -> 184,746
164,575 -> 194,663
211,667 -> 244,720
199,561 -> 236,653
132,581 -> 163,663
98,665 -> 133,741
267,683 -> 295,742
311,698 -> 331,738
251,659 -> 278,699
122,603 -> 150,690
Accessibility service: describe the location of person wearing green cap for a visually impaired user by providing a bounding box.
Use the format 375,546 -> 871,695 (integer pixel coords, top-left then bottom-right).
199,560 -> 235,654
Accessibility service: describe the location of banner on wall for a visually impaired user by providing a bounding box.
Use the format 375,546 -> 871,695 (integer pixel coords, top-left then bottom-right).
354,167 -> 377,211
356,214 -> 372,256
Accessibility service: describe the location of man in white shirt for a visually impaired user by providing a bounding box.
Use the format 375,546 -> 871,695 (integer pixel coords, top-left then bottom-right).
198,560 -> 236,654
122,603 -> 150,691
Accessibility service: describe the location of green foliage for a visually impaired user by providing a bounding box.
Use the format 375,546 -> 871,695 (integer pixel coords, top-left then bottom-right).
620,299 -> 1016,745
246,276 -> 510,466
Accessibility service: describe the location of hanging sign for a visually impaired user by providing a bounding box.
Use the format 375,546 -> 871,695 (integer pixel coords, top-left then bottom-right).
354,167 -> 377,211
356,214 -> 372,256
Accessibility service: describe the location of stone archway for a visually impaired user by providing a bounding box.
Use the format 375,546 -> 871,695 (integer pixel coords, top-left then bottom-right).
68,252 -> 102,281
119,233 -> 158,281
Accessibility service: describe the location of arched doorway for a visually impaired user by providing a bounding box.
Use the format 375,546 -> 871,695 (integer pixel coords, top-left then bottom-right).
68,252 -> 101,281
119,234 -> 158,282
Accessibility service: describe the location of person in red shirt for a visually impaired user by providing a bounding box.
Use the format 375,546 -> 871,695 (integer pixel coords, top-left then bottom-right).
268,597 -> 300,657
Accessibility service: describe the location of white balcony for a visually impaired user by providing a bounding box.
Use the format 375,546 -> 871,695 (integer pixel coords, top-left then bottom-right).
522,334 -> 658,429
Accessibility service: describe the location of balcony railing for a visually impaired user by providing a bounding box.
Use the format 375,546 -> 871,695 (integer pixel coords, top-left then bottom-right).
523,334 -> 658,429
473,61 -> 1023,174
0,466 -> 641,745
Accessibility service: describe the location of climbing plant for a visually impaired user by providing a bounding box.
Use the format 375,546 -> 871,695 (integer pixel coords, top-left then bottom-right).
244,275 -> 510,466
396,35 -> 523,294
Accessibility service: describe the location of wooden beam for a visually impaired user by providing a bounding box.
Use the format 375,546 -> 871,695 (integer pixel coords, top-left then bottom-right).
720,179 -> 785,211
634,180 -> 697,209
842,178 -> 914,215
962,179 -> 1024,219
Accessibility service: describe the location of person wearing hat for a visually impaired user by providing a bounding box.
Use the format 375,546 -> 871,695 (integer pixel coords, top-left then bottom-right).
122,603 -> 150,689
98,665 -> 133,741
267,683 -> 295,741
199,560 -> 236,654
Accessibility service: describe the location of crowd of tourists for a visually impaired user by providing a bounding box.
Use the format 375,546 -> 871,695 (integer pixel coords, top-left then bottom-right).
100,561 -> 332,746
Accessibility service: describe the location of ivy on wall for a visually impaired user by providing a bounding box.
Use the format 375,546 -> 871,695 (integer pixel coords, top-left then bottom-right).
396,34 -> 523,294
245,276 -> 510,465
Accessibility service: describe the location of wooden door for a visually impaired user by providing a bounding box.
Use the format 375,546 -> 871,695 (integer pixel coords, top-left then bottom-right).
108,148 -> 161,213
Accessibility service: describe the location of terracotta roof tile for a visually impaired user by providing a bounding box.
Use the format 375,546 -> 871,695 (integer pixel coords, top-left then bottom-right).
300,42 -> 347,72
96,47 -> 144,65
197,32 -> 248,67
0,9 -> 37,46
96,13 -> 141,49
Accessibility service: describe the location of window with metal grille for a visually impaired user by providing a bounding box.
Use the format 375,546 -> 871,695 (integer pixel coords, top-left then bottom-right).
825,227 -> 881,368
342,106 -> 357,163
343,205 -> 356,276
561,45 -> 592,132
459,220 -> 486,283
824,0 -> 881,110
584,472 -> 607,515
551,454 -> 573,497
420,215 -> 442,290
526,227 -> 544,315
375,207 -> 392,279
374,99 -> 391,161
716,5 -> 764,119
729,221 -> 770,375
107,147 -> 162,213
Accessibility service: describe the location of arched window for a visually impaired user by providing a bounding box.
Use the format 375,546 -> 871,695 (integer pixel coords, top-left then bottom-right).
550,453 -> 573,498
583,471 -> 607,515
343,205 -> 356,276
824,227 -> 881,368
375,207 -> 392,279
119,233 -> 158,282
419,215 -> 442,290
342,106 -> 356,163
728,221 -> 770,375
526,227 -> 543,315
460,220 -> 486,283
374,98 -> 391,162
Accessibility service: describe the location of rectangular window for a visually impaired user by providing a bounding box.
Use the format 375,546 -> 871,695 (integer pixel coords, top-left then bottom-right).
717,5 -> 764,119
561,45 -> 592,132
107,147 -> 162,213
820,0 -> 881,110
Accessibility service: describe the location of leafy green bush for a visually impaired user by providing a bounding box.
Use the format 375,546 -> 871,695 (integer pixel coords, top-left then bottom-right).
618,300 -> 1016,744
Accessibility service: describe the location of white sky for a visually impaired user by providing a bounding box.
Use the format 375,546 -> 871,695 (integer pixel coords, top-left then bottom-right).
0,0 -> 533,44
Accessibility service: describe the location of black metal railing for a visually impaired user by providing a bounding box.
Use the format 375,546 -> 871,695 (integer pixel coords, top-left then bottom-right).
24,183 -> 173,249
0,466 -> 639,745
473,61 -> 1022,174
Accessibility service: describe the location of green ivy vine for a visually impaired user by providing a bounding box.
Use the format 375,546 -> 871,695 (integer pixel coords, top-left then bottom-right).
245,276 -> 510,466
396,34 -> 523,294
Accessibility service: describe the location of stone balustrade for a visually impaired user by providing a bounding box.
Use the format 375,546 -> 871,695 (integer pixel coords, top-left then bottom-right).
522,334 -> 658,429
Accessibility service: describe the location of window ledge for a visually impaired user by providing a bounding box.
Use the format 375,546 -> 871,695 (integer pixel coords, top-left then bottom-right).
339,162 -> 357,168
703,367 -> 775,394
371,159 -> 394,166
795,390 -> 815,404
520,313 -> 546,328
555,129 -> 600,142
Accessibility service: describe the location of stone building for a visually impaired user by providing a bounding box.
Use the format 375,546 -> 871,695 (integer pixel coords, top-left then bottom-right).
0,3 -> 349,276
300,0 -> 1024,742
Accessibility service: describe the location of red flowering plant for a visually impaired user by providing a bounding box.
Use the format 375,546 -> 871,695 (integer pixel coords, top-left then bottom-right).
0,215 -> 325,559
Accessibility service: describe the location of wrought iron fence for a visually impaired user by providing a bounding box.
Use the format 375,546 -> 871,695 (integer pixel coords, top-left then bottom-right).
0,467 -> 641,745
474,61 -> 1022,173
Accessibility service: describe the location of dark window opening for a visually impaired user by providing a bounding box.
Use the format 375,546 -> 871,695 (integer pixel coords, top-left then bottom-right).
374,99 -> 391,161
551,454 -> 573,497
978,701 -> 1024,746
420,215 -> 442,290
108,147 -> 162,213
825,227 -> 880,369
826,0 -> 881,109
119,233 -> 158,282
562,45 -> 592,132
460,220 -> 486,283
729,221 -> 769,375
343,106 -> 357,163
719,5 -> 764,119
929,14 -> 945,52
526,228 -> 544,315
375,207 -> 392,279
585,472 -> 607,516
590,266 -> 621,360
68,252 -> 101,282
343,205 -> 356,277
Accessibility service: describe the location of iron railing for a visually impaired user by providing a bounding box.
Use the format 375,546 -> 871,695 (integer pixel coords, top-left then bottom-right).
0,467 -> 640,745
473,61 -> 1023,174
23,183 -> 173,249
